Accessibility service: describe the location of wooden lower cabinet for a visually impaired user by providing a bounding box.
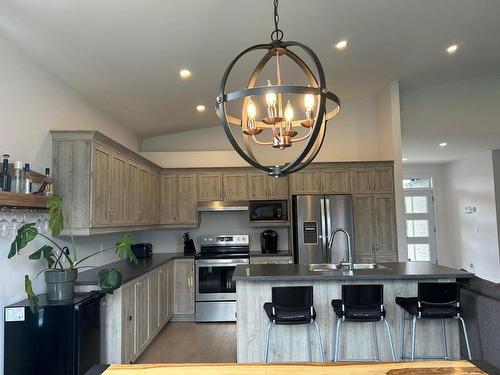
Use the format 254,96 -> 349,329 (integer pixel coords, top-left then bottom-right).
173,258 -> 195,316
119,261 -> 174,364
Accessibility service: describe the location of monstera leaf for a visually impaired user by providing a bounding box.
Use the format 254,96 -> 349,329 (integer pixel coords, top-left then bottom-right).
8,224 -> 38,258
47,195 -> 64,236
97,268 -> 123,294
116,233 -> 137,264
29,245 -> 56,268
25,275 -> 40,314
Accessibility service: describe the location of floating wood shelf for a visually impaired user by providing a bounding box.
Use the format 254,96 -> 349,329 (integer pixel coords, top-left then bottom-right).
0,192 -> 48,209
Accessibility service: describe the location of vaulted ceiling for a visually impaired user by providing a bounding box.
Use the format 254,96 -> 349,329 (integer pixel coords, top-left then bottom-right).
2,0 -> 500,137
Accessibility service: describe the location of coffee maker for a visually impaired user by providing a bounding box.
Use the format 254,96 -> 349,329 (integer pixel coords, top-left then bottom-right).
260,230 -> 278,254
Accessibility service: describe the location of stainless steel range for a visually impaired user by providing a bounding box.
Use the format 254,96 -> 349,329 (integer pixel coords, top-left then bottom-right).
195,234 -> 249,322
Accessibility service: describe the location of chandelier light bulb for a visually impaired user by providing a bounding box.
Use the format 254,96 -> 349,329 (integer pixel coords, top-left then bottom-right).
304,94 -> 315,112
284,100 -> 294,123
265,80 -> 277,107
247,98 -> 257,120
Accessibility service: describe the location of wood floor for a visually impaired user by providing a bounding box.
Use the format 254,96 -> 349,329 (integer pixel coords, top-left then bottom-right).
137,322 -> 237,364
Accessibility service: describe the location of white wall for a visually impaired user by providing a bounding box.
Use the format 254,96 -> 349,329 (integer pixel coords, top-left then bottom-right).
0,36 -> 141,374
143,211 -> 289,254
140,95 -> 395,168
442,151 -> 500,282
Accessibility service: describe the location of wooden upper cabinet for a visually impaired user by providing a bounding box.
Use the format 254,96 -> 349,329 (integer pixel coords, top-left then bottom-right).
160,173 -> 178,224
350,168 -> 372,193
372,193 -> 397,260
138,167 -> 150,224
352,194 -> 374,263
149,173 -> 160,224
109,152 -> 127,225
126,161 -> 139,225
92,144 -> 112,226
248,173 -> 268,200
178,173 -> 198,224
268,175 -> 289,199
198,172 -> 223,201
290,170 -> 321,194
371,167 -> 393,193
223,172 -> 248,200
321,168 -> 350,194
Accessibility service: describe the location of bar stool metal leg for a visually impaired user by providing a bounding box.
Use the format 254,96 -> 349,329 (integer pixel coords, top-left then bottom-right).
383,319 -> 396,361
411,316 -> 417,362
372,322 -> 380,360
264,321 -> 273,362
400,309 -> 405,360
312,321 -> 325,362
441,319 -> 448,360
458,317 -> 472,360
306,324 -> 312,361
334,318 -> 342,362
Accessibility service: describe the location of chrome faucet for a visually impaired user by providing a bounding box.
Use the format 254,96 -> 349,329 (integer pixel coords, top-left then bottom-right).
328,228 -> 353,270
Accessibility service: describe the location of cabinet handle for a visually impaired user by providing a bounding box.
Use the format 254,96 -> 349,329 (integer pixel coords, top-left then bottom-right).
128,315 -> 133,322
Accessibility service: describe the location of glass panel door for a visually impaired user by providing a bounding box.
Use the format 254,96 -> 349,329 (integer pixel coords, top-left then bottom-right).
198,265 -> 236,294
404,188 -> 436,262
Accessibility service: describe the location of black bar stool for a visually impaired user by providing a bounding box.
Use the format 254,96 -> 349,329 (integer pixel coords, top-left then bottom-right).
263,286 -> 324,362
396,282 -> 472,361
332,284 -> 396,362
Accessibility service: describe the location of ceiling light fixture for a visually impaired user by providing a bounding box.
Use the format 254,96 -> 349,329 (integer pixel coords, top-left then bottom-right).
335,40 -> 348,50
439,142 -> 447,147
196,105 -> 206,112
402,158 -> 408,161
216,0 -> 340,177
446,44 -> 458,54
180,69 -> 192,79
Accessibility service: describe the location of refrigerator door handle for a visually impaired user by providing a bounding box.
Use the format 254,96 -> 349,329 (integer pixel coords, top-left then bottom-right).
325,198 -> 332,263
320,197 -> 327,262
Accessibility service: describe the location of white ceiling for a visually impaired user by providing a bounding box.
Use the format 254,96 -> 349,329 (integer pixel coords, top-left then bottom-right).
2,0 -> 500,137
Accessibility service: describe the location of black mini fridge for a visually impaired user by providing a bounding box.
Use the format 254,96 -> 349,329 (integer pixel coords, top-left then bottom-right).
4,291 -> 104,375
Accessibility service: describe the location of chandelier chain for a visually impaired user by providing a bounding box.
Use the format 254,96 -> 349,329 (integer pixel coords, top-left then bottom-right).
271,0 -> 284,41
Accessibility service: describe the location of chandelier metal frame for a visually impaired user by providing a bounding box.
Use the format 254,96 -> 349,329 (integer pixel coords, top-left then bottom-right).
215,1 -> 341,177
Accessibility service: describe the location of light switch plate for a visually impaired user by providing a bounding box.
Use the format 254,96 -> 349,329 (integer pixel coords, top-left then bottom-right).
5,307 -> 25,322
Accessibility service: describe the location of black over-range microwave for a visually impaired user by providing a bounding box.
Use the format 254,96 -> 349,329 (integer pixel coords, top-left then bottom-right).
249,200 -> 288,222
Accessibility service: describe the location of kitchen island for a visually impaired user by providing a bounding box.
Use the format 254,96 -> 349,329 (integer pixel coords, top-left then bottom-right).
233,262 -> 473,363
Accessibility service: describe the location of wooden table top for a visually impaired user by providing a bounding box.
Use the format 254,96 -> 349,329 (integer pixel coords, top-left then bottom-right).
103,361 -> 486,374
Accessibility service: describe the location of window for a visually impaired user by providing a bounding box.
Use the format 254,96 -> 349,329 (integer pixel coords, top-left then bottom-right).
403,177 -> 436,262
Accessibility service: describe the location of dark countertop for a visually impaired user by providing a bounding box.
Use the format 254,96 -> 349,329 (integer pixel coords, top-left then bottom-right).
76,253 -> 193,285
249,251 -> 292,257
233,262 -> 474,281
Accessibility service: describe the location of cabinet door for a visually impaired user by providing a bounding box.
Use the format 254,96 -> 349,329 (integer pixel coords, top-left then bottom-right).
137,167 -> 150,224
126,162 -> 139,225
223,172 -> 248,200
198,172 -> 223,201
135,276 -> 150,354
268,175 -> 289,199
290,170 -> 321,194
321,168 -> 350,194
371,167 -> 393,193
149,269 -> 160,337
92,144 -> 112,226
109,153 -> 127,225
248,173 -> 269,200
178,173 -> 198,224
167,260 -> 175,320
373,193 -> 398,262
160,173 -> 178,224
350,168 -> 372,193
158,265 -> 168,326
149,173 -> 160,224
352,194 -> 375,263
122,284 -> 136,364
173,259 -> 195,315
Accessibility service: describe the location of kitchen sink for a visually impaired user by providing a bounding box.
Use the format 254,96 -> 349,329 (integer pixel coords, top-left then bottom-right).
307,263 -> 388,272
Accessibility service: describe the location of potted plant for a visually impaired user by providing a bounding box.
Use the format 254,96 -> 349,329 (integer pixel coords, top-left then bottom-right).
8,196 -> 137,312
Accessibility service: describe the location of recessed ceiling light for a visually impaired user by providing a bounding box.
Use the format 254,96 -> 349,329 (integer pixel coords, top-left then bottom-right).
196,105 -> 206,113
335,40 -> 348,50
179,69 -> 192,79
446,44 -> 458,55
439,142 -> 448,147
402,158 -> 408,161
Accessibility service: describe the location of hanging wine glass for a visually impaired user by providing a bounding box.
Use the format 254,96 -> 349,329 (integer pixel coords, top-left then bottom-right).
9,208 -> 21,240
0,207 -> 9,238
36,210 -> 45,233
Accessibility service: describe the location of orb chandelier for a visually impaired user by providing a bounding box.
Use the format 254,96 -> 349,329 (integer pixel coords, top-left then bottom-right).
216,0 -> 341,177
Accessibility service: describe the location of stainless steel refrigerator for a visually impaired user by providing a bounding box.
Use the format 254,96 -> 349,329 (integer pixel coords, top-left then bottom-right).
293,195 -> 354,265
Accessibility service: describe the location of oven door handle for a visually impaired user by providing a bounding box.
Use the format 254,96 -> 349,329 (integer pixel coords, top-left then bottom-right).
196,258 -> 249,266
